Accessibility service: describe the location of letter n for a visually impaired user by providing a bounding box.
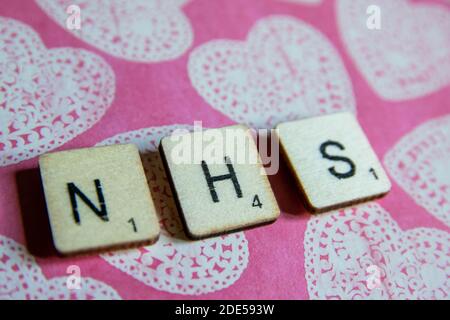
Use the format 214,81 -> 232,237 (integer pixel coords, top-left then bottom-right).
67,179 -> 108,224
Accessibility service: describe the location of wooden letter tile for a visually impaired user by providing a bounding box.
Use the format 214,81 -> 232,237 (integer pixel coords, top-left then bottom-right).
276,112 -> 391,212
159,125 -> 280,239
39,144 -> 160,255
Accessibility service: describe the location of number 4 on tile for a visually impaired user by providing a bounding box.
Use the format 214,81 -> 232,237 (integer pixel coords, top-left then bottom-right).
252,195 -> 262,208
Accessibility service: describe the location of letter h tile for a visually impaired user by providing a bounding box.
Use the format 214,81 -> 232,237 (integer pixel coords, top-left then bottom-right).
159,125 -> 280,239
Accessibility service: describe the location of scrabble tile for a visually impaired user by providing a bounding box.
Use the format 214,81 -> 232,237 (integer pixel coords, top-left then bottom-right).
276,112 -> 391,213
39,144 -> 160,255
159,125 -> 280,239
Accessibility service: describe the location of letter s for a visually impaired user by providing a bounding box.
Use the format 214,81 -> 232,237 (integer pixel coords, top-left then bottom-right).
319,140 -> 356,179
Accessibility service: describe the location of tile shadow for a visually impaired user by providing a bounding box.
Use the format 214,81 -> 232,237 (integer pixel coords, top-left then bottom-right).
258,131 -> 309,217
15,168 -> 58,257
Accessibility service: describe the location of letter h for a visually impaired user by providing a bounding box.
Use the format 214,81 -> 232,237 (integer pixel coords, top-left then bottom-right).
201,156 -> 243,203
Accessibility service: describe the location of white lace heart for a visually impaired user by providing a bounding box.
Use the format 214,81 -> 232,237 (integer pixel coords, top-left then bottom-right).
304,202 -> 450,299
96,125 -> 249,295
0,17 -> 115,167
384,115 -> 450,227
0,235 -> 120,299
188,15 -> 355,129
36,0 -> 193,62
337,0 -> 450,101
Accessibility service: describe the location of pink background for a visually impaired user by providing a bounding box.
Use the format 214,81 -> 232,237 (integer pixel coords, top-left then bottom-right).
0,0 -> 449,299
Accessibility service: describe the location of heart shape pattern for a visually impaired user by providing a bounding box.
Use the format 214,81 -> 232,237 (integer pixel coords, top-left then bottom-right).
0,235 -> 120,299
304,202 -> 449,299
384,115 -> 450,227
36,0 -> 193,62
0,17 -> 115,167
337,0 -> 450,101
96,125 -> 249,295
188,15 -> 355,129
